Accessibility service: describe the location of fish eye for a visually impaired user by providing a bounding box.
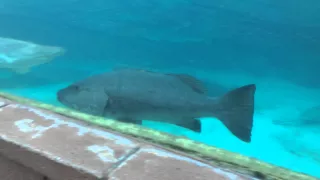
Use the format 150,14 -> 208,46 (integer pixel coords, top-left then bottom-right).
70,85 -> 80,90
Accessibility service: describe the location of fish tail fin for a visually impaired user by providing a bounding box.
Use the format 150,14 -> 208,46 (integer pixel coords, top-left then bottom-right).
215,84 -> 256,143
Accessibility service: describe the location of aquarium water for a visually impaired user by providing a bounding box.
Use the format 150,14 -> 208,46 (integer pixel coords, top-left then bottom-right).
1,0 -> 320,178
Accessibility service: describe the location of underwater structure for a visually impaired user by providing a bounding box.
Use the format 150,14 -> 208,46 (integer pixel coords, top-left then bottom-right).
0,92 -> 317,180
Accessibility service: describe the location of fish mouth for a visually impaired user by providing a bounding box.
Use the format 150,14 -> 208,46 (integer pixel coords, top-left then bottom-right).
56,88 -> 68,104
56,86 -> 79,110
57,92 -> 63,103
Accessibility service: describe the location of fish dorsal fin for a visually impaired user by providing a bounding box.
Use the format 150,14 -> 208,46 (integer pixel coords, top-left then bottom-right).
167,73 -> 207,94
112,68 -> 208,94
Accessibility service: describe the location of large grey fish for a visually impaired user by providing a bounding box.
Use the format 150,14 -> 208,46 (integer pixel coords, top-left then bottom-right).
57,68 -> 256,143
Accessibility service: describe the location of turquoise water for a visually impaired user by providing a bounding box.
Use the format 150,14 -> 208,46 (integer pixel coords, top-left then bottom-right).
1,0 -> 320,178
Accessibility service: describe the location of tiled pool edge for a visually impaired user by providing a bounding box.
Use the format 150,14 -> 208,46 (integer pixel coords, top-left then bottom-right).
0,92 -> 316,180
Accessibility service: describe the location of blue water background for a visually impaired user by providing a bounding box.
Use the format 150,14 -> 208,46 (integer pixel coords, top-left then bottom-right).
1,0 -> 320,177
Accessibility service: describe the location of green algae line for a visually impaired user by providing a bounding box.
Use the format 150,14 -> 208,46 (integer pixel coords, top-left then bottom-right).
0,92 -> 317,180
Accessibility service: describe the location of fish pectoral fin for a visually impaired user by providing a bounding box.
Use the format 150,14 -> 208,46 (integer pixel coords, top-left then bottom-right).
117,118 -> 143,125
174,118 -> 201,132
166,73 -> 208,94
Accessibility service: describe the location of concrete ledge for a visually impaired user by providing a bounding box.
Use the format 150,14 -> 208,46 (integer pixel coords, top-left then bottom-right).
0,154 -> 44,180
0,94 -> 317,180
